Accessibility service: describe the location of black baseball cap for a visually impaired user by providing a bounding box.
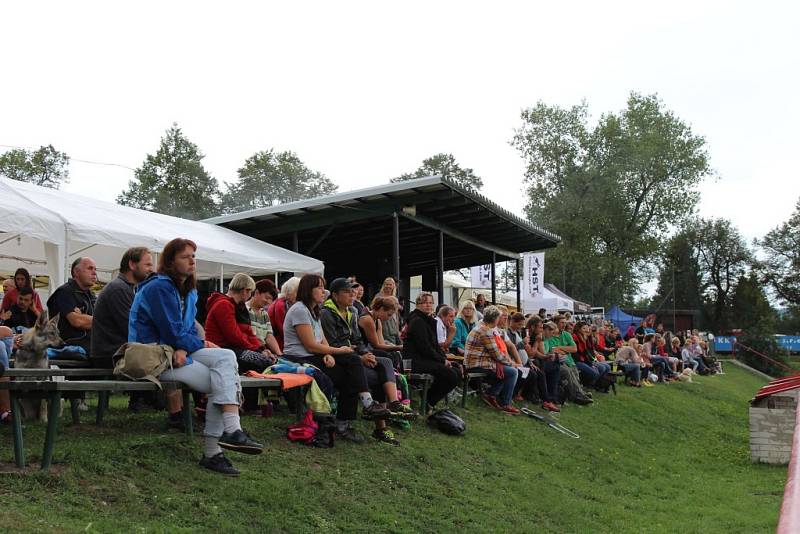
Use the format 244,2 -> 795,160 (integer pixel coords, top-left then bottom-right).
329,277 -> 356,294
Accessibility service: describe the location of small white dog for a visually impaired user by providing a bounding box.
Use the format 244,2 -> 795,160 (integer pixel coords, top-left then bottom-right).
678,368 -> 695,382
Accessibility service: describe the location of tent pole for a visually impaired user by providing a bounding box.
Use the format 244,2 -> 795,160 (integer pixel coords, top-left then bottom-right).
219,264 -> 224,292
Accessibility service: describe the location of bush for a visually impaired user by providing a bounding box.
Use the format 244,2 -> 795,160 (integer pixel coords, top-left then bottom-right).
737,321 -> 790,376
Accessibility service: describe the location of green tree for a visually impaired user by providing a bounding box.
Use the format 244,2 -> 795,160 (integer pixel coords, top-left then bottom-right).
690,217 -> 753,332
652,229 -> 706,320
758,197 -> 800,306
511,93 -> 711,307
730,273 -> 775,331
392,153 -> 483,190
0,144 -> 70,188
221,149 -> 337,213
117,124 -> 221,220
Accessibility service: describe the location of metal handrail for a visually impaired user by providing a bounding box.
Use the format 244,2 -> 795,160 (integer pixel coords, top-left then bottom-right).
777,401 -> 800,533
733,341 -> 798,375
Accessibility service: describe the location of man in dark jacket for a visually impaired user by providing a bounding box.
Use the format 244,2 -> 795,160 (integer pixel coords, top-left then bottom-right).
320,277 -> 413,444
47,257 -> 97,357
403,292 -> 460,413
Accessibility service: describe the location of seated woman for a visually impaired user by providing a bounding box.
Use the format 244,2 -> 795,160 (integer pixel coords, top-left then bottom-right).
523,316 -> 561,412
268,276 -> 300,352
322,278 -> 413,445
403,292 -> 460,413
282,274 -> 391,444
378,277 -> 402,346
205,273 -> 278,373
656,335 -> 679,374
464,305 -> 519,414
644,334 -> 675,381
129,238 -> 262,477
358,295 -> 403,368
681,338 -> 707,374
572,322 -> 611,389
615,339 -> 643,387
543,322 -> 593,405
450,300 -> 478,356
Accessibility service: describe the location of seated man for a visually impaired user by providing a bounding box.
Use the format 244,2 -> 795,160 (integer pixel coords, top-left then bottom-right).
545,317 -> 592,405
434,305 -> 457,354
2,286 -> 39,334
247,279 -> 282,357
404,292 -> 461,413
92,247 -> 184,423
46,257 -> 97,359
320,277 -> 412,445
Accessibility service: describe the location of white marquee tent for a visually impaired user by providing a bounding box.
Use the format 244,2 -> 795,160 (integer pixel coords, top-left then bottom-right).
0,178 -> 324,290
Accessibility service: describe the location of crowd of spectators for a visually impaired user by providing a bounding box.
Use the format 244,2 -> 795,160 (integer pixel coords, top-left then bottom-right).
0,241 -> 722,476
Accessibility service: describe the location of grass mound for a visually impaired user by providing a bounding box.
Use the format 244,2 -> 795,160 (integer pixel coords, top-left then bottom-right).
0,366 -> 786,533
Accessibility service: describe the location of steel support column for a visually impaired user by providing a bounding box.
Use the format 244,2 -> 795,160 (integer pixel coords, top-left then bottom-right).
437,231 -> 445,306
490,252 -> 497,304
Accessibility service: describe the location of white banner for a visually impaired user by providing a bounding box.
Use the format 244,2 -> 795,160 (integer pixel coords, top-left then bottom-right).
470,264 -> 492,288
522,252 -> 545,309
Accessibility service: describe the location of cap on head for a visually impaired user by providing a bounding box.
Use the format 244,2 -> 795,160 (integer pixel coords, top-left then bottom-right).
329,277 -> 355,294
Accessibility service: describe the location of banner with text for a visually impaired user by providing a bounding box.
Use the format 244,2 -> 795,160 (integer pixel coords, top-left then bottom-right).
470,264 -> 492,289
522,252 -> 545,312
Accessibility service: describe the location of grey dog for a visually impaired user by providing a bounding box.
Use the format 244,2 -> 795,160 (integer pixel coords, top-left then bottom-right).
14,311 -> 63,420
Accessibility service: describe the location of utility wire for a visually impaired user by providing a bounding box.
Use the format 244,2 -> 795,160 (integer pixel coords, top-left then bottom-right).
0,143 -> 136,171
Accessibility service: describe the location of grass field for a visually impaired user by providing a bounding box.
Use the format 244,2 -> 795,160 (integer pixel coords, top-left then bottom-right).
0,365 -> 787,533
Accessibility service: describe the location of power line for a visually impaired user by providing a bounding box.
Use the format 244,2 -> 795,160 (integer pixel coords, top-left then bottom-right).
0,143 -> 136,171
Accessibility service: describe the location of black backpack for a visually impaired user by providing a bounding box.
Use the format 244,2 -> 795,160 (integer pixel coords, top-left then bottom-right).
427,409 -> 466,436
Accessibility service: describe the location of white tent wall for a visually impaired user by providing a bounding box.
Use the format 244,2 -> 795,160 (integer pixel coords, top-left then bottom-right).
0,178 -> 324,287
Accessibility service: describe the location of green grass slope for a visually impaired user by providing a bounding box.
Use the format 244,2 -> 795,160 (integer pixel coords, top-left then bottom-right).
0,366 -> 786,533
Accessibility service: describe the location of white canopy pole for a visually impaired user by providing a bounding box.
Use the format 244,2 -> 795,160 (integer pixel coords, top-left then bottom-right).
219,264 -> 224,292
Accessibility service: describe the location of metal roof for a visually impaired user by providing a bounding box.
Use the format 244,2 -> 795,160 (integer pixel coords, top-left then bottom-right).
205,176 -> 560,277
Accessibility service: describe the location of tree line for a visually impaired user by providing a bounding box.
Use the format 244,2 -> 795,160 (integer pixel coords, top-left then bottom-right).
2,96 -> 798,335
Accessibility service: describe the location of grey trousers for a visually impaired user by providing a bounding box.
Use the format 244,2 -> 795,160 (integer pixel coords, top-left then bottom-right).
159,348 -> 241,438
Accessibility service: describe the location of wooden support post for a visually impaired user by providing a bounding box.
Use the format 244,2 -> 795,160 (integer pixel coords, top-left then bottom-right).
392,212 -> 401,280
437,231 -> 445,306
11,394 -> 25,468
42,391 -> 61,470
491,252 -> 497,304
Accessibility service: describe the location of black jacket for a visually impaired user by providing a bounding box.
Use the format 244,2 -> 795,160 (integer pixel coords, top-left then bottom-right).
403,309 -> 445,364
320,300 -> 368,355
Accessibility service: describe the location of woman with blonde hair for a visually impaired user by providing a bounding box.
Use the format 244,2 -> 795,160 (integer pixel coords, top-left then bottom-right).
450,300 -> 478,355
379,277 -> 402,345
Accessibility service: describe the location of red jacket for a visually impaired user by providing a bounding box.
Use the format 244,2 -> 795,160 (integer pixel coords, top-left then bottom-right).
205,293 -> 262,352
268,297 -> 290,351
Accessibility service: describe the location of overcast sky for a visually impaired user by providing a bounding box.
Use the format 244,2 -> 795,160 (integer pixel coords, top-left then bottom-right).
2,1 -> 798,250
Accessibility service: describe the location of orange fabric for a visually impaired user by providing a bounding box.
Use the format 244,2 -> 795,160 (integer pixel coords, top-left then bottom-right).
244,370 -> 313,391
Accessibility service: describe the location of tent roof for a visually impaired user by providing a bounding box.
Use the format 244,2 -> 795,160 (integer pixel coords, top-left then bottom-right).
205,176 -> 560,275
0,178 -> 324,284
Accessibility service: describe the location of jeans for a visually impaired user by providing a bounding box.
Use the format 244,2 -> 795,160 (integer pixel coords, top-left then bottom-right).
158,348 -> 241,438
683,358 -> 699,372
621,363 -> 641,382
0,336 -> 12,369
487,364 -> 518,407
650,357 -> 672,379
576,361 -> 600,386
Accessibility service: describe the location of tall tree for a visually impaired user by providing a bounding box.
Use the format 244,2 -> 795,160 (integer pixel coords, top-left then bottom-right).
730,273 -> 775,331
689,217 -> 753,332
221,149 -> 337,213
392,153 -> 483,190
758,197 -> 800,306
511,93 -> 711,306
652,229 -> 705,315
117,124 -> 221,220
0,144 -> 70,188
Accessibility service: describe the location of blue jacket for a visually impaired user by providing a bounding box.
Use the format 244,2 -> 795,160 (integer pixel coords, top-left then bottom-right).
451,316 -> 476,352
128,274 -> 204,355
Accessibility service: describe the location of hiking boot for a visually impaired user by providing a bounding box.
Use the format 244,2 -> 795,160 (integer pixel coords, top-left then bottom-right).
167,412 -> 186,432
481,393 -> 501,410
362,401 -> 391,421
500,404 -> 521,415
372,427 -> 400,446
574,395 -> 593,405
542,401 -> 561,413
335,425 -> 365,444
387,400 -> 417,420
219,429 -> 264,455
199,452 -> 240,477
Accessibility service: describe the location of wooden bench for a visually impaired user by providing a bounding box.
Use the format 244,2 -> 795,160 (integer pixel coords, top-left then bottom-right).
1,373 -> 300,470
401,359 -> 433,410
461,371 -> 488,408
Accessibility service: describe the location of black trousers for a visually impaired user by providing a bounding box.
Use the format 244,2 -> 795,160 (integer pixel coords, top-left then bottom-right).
411,359 -> 460,409
285,353 -> 367,421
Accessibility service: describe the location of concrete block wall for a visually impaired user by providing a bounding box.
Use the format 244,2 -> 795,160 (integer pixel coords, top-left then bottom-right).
750,390 -> 799,464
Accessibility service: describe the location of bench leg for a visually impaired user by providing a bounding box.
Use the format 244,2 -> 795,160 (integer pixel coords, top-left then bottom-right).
95,391 -> 109,425
181,389 -> 193,440
461,375 -> 468,408
42,391 -> 61,470
11,394 -> 25,468
291,387 -> 304,421
70,398 -> 80,424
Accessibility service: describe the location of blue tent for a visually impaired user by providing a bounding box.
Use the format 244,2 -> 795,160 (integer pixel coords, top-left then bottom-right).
605,305 -> 643,330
